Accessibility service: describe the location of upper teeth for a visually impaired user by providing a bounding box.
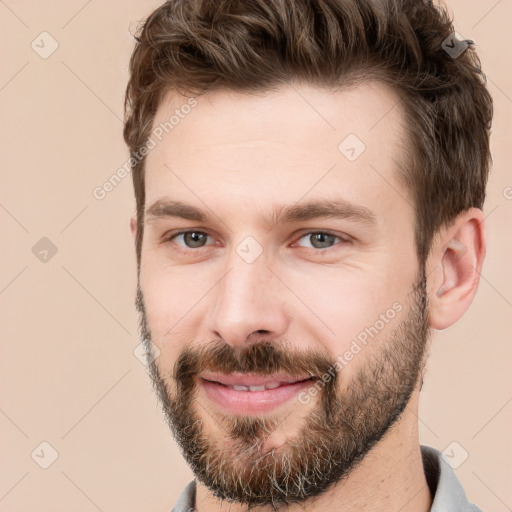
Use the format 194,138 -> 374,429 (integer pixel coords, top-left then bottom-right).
231,382 -> 283,391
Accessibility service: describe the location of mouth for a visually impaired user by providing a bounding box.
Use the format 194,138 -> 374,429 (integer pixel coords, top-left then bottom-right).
201,372 -> 314,388
198,372 -> 316,414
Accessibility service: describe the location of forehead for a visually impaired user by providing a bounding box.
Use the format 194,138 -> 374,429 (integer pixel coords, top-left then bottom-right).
144,81 -> 412,225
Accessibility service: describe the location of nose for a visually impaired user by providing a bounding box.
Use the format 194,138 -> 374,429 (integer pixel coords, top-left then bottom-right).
205,253 -> 290,347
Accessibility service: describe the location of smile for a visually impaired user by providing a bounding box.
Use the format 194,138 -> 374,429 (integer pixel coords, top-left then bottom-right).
203,379 -> 312,392
199,373 -> 316,414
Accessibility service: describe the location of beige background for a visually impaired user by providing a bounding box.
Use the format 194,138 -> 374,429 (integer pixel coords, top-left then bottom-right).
0,1 -> 511,510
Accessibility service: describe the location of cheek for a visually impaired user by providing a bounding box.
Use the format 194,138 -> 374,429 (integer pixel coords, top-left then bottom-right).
282,263 -> 413,362
139,256 -> 222,356
139,265 -> 196,357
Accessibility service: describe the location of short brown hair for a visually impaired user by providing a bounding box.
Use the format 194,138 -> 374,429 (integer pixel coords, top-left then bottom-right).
124,0 -> 493,268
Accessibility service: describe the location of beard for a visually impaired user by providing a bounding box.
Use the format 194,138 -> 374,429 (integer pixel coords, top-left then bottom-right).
135,270 -> 430,509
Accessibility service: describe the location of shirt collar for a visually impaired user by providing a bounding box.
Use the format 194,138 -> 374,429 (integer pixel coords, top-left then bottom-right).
421,445 -> 482,511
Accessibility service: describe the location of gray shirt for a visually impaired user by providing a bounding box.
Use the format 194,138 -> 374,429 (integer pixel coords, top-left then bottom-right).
170,445 -> 483,511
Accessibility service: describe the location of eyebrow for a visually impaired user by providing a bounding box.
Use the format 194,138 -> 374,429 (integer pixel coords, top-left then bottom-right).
144,198 -> 376,227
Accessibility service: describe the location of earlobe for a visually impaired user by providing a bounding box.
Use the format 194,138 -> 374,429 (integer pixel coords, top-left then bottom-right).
428,208 -> 486,330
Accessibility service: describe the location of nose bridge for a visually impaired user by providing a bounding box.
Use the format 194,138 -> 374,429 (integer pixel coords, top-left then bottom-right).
218,250 -> 271,322
207,246 -> 288,345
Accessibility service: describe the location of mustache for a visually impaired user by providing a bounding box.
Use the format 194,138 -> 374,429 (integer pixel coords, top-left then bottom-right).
171,340 -> 337,385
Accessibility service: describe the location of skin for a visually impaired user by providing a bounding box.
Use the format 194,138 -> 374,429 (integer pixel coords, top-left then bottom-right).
130,81 -> 486,512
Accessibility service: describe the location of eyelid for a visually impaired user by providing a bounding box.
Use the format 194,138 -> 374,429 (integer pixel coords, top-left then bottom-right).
292,230 -> 352,247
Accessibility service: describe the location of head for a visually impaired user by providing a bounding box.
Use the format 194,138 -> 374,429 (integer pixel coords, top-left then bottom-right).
124,0 -> 492,507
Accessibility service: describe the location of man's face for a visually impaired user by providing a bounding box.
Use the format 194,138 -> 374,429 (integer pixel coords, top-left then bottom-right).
134,82 -> 430,506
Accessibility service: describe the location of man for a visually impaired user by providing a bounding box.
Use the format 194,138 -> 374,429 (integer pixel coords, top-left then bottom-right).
123,0 -> 492,510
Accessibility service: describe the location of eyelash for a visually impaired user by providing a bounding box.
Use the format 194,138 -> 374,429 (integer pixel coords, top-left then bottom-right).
164,229 -> 352,255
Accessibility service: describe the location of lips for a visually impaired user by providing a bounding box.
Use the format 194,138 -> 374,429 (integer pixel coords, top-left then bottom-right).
200,372 -> 313,390
199,373 -> 316,414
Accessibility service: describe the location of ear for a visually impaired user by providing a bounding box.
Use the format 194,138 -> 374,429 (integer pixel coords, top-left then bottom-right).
427,208 -> 486,330
130,215 -> 137,242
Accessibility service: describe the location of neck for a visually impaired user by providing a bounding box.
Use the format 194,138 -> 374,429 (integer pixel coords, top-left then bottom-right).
195,393 -> 431,512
